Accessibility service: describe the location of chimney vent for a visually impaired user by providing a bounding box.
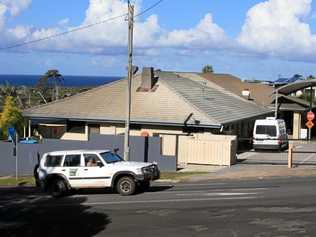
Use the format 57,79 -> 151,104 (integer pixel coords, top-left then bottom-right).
241,89 -> 251,99
139,67 -> 158,91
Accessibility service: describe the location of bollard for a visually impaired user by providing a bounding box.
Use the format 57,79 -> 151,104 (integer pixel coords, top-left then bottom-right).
288,144 -> 293,168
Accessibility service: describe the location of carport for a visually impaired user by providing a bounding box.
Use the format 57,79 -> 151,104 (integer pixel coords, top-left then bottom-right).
274,79 -> 316,140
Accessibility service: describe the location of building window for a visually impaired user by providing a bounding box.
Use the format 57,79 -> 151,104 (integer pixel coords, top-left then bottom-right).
89,124 -> 100,135
67,121 -> 85,133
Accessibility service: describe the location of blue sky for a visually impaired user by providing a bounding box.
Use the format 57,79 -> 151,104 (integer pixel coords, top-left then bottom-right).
1,0 -> 316,81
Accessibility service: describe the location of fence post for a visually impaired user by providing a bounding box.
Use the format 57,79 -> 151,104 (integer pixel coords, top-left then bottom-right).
288,144 -> 293,168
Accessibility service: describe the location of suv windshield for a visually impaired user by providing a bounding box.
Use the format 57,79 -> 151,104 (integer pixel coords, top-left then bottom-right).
99,152 -> 123,164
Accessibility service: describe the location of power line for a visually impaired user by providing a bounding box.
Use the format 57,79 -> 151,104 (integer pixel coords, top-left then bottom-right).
0,0 -> 164,51
135,0 -> 164,17
0,14 -> 127,50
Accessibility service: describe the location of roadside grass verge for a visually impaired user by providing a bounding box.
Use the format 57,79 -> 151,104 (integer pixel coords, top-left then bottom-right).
0,176 -> 35,186
160,172 -> 209,181
0,172 -> 210,186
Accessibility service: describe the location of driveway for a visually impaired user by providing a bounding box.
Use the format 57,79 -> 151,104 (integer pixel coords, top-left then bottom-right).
238,141 -> 316,166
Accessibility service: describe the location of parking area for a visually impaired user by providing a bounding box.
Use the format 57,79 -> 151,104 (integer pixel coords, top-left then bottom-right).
238,141 -> 316,166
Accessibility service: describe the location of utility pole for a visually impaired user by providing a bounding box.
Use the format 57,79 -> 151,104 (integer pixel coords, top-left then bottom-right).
274,84 -> 278,119
124,0 -> 134,161
309,86 -> 313,140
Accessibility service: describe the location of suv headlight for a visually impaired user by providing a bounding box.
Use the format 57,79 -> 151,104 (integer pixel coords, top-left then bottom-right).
142,166 -> 151,174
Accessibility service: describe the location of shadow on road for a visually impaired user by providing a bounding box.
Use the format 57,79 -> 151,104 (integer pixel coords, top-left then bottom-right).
0,187 -> 111,237
71,185 -> 173,195
146,185 -> 173,193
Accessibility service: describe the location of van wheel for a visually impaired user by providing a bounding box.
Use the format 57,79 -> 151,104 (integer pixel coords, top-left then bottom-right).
50,179 -> 67,198
117,176 -> 136,196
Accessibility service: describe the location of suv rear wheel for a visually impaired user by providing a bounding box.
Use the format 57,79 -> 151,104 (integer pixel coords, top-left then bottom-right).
117,176 -> 136,196
50,179 -> 67,198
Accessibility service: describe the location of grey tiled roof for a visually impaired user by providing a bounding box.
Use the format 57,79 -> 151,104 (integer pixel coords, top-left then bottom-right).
23,71 -> 272,127
160,72 -> 272,124
23,76 -> 216,127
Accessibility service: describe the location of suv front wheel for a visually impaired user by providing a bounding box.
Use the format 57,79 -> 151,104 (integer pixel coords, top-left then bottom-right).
117,176 -> 136,196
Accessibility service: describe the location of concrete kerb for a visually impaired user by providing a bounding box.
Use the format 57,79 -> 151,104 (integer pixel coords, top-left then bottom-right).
155,163 -> 316,183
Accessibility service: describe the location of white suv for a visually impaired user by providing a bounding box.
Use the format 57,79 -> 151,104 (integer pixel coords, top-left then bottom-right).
34,149 -> 160,197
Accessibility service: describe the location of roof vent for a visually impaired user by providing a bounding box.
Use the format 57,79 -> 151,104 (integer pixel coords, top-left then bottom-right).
138,67 -> 158,92
241,89 -> 251,100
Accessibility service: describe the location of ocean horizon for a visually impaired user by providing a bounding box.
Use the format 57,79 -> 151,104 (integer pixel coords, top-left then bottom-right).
0,74 -> 123,87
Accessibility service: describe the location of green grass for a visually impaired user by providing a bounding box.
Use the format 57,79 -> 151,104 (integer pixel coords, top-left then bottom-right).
160,172 -> 208,180
0,176 -> 35,186
0,172 -> 208,186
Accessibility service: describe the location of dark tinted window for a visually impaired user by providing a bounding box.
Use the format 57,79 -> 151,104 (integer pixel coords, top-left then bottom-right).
66,121 -> 85,133
63,155 -> 81,167
256,125 -> 277,136
45,155 -> 63,167
100,152 -> 123,164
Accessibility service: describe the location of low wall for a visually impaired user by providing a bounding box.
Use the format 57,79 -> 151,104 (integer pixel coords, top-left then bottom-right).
0,134 -> 177,176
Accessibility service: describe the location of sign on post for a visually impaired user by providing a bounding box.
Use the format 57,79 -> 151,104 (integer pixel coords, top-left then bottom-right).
307,111 -> 315,121
8,127 -> 16,145
306,121 -> 314,129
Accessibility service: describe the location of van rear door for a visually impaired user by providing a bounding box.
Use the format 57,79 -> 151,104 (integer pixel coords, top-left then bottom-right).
254,124 -> 278,145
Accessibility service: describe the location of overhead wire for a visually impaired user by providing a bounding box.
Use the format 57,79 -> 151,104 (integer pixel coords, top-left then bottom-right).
0,0 -> 164,51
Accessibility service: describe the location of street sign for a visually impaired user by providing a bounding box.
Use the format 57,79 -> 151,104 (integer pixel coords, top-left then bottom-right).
8,127 -> 16,145
307,111 -> 315,121
306,120 -> 314,129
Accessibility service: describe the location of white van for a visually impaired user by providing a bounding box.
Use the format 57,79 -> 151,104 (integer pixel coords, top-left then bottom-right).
253,117 -> 288,150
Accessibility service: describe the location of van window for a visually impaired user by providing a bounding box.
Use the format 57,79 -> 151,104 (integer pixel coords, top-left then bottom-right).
256,125 -> 277,136
45,155 -> 63,167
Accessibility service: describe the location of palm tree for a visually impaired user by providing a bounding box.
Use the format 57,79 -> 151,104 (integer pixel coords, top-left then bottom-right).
36,70 -> 64,101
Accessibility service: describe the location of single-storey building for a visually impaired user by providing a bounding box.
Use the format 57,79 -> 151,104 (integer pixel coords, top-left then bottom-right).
23,68 -> 273,166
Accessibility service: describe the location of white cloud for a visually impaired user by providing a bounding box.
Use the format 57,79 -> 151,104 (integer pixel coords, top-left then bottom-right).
0,0 -> 31,30
1,0 -> 31,16
0,0 -> 229,56
159,13 -> 228,49
238,0 -> 316,59
0,3 -> 7,29
58,18 -> 70,26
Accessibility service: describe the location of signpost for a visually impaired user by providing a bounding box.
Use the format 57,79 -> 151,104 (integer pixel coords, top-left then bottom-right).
307,111 -> 315,121
8,127 -> 18,181
306,111 -> 315,140
306,120 -> 314,129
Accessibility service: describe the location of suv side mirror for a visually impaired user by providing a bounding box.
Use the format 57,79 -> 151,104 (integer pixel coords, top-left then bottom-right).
97,162 -> 104,167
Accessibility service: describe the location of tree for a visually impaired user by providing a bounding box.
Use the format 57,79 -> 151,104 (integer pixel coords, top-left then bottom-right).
36,70 -> 64,101
202,65 -> 214,73
306,75 -> 316,80
0,96 -> 24,138
0,81 -> 23,108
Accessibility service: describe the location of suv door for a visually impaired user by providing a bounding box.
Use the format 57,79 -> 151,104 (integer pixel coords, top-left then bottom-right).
62,154 -> 83,188
81,153 -> 111,188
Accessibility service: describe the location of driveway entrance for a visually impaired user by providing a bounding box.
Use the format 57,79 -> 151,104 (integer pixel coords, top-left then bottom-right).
238,141 -> 316,166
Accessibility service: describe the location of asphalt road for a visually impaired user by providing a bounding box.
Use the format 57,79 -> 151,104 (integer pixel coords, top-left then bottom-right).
1,177 -> 316,237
